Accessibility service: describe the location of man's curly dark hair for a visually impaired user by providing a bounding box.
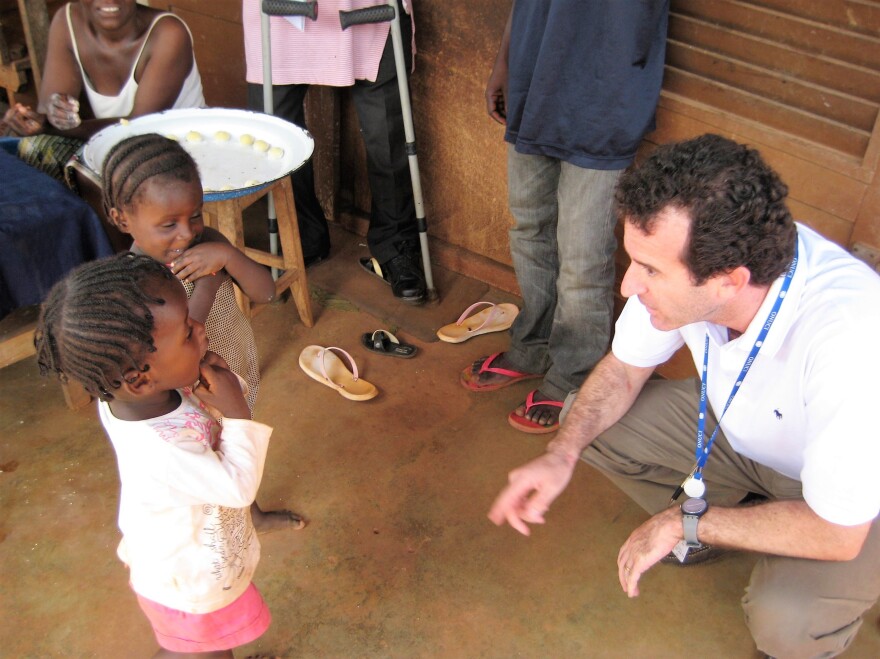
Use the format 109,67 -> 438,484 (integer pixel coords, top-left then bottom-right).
615,134 -> 797,286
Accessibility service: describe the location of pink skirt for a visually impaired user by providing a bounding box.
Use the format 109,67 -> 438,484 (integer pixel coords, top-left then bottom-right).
136,583 -> 271,652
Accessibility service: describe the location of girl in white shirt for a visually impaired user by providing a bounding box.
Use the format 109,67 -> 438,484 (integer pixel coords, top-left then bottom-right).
35,254 -> 273,657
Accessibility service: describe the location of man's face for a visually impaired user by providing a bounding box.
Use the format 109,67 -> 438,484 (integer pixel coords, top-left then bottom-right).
620,207 -> 725,332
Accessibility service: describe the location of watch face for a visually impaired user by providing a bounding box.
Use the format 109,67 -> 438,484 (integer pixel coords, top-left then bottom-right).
682,497 -> 708,515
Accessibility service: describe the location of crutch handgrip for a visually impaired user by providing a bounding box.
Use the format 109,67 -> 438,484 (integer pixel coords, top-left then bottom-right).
339,5 -> 395,30
262,0 -> 317,19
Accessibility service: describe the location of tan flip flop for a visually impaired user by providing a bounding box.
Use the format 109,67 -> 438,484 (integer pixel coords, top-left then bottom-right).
298,345 -> 378,401
436,301 -> 519,343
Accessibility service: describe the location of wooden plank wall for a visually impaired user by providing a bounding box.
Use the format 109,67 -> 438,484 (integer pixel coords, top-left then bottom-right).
658,0 -> 880,253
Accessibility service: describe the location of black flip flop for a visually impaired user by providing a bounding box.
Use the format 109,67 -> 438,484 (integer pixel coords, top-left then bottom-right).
361,330 -> 418,359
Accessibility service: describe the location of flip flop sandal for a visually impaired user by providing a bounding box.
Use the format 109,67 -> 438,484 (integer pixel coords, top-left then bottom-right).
507,390 -> 564,434
437,301 -> 519,343
459,352 -> 542,392
359,256 -> 389,285
298,345 -> 378,401
361,329 -> 418,359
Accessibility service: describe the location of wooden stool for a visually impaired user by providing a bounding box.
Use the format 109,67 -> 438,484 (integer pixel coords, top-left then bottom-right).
203,176 -> 313,327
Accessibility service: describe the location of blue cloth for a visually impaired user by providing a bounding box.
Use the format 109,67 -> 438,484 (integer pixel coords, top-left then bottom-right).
505,0 -> 669,170
0,137 -> 20,156
0,149 -> 113,319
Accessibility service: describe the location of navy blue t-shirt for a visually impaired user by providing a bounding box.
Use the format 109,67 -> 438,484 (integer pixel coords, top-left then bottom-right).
505,0 -> 669,170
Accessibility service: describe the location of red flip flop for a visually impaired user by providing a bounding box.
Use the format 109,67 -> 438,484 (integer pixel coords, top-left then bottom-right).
508,390 -> 564,434
459,352 -> 542,392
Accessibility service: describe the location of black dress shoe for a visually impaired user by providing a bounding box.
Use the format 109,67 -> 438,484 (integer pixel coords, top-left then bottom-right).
382,250 -> 426,305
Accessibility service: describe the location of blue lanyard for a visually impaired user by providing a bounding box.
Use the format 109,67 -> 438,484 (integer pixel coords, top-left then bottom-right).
693,246 -> 799,480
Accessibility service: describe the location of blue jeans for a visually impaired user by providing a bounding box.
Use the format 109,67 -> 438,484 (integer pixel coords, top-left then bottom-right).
505,146 -> 621,400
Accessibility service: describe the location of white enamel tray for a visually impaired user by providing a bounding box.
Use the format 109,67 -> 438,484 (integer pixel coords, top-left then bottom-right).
82,108 -> 314,200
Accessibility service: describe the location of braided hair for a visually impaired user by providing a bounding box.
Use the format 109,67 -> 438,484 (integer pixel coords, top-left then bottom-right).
35,253 -> 178,401
101,133 -> 200,216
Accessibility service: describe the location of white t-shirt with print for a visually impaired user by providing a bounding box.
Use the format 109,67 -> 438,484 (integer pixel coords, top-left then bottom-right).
99,387 -> 271,613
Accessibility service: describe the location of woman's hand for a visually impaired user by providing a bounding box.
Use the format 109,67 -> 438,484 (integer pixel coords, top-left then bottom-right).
45,93 -> 81,131
2,103 -> 46,136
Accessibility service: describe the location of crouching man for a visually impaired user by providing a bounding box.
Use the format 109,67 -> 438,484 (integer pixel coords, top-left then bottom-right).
489,134 -> 880,657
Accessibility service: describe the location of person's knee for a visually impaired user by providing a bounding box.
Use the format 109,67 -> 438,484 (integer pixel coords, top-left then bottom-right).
743,581 -> 861,658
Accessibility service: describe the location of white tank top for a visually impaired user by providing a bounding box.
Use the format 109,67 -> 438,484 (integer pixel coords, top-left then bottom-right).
66,4 -> 205,118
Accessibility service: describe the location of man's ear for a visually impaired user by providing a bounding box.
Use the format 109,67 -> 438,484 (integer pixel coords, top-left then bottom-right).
108,207 -> 132,234
717,266 -> 752,300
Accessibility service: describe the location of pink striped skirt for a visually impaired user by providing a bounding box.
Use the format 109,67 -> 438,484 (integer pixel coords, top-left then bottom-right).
136,582 -> 271,652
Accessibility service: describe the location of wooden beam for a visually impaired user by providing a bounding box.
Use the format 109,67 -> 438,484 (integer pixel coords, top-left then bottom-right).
15,0 -> 49,91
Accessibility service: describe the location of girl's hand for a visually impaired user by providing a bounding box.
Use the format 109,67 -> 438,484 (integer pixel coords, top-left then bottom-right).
194,353 -> 250,420
45,93 -> 81,131
200,349 -> 230,371
171,242 -> 231,283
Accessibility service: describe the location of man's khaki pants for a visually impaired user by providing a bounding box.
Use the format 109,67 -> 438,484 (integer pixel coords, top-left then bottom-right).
571,378 -> 880,658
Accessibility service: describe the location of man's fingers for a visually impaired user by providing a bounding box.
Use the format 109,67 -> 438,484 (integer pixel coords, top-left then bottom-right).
487,488 -> 518,525
504,511 -> 532,536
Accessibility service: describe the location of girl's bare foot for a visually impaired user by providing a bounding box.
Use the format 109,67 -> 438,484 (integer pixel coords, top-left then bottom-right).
251,502 -> 306,534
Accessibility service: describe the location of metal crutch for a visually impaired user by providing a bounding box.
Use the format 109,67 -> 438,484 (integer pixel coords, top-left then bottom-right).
260,0 -> 318,278
339,1 -> 437,300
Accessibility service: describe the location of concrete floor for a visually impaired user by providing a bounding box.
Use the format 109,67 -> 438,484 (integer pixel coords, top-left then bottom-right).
2,225 -> 880,658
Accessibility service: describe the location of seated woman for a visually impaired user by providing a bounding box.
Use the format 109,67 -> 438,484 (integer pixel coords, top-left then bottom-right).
1,0 -> 204,179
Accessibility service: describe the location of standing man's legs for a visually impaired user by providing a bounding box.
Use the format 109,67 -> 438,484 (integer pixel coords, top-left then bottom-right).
350,3 -> 424,303
247,83 -> 331,265
504,148 -> 561,377
539,163 -> 619,400
581,378 -> 880,657
503,155 -> 620,429
462,147 -> 560,394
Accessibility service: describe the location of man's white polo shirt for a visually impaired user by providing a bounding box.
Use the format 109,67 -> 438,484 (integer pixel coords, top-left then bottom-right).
612,224 -> 880,526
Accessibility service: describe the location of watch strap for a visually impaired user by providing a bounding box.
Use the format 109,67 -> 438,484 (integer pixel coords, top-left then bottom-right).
683,513 -> 702,547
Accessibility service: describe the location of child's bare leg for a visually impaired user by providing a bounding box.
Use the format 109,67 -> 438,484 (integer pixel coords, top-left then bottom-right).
250,501 -> 306,533
152,649 -> 233,658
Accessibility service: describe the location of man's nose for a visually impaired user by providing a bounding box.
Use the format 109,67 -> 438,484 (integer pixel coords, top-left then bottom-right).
620,262 -> 642,298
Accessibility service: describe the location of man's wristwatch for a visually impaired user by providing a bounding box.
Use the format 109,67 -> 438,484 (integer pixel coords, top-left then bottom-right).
681,497 -> 708,548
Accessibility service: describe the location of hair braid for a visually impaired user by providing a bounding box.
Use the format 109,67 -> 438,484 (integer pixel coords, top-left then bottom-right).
35,253 -> 179,400
101,133 -> 200,216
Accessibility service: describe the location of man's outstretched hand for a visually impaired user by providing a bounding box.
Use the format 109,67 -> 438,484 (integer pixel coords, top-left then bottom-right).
487,450 -> 577,535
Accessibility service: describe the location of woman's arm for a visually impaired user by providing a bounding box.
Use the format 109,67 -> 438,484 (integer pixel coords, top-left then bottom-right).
129,15 -> 197,116
33,7 -> 83,133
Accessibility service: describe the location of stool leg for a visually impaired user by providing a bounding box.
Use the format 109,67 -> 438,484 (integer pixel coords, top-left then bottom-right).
272,178 -> 314,327
214,197 -> 254,318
